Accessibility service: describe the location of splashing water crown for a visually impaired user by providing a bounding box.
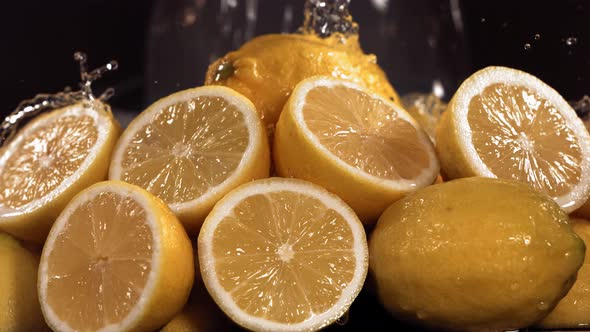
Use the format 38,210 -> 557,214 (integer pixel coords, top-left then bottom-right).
0,52 -> 118,146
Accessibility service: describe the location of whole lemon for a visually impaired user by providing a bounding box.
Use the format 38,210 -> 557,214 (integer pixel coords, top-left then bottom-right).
536,218 -> 590,328
369,177 -> 585,332
0,233 -> 48,331
205,33 -> 399,126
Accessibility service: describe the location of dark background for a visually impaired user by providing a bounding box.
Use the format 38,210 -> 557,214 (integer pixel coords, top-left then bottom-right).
2,0 -> 589,122
1,1 -> 589,331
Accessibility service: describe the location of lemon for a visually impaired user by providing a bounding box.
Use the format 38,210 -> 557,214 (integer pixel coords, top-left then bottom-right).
0,233 -> 48,331
537,218 -> 590,328
109,86 -> 270,233
436,66 -> 590,213
38,181 -> 194,332
198,177 -> 368,332
205,33 -> 400,126
274,76 -> 439,223
369,177 -> 585,331
0,101 -> 120,242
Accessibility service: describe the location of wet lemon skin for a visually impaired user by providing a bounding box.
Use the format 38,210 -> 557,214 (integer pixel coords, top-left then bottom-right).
0,233 -> 49,331
537,218 -> 590,328
370,177 -> 585,332
205,33 -> 399,126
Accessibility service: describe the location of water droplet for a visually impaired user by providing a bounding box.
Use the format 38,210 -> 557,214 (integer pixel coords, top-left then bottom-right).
417,311 -> 428,319
534,33 -> 541,40
480,18 -> 486,23
336,310 -> 349,325
538,301 -> 549,310
565,37 -> 578,46
432,79 -> 445,98
524,43 -> 532,50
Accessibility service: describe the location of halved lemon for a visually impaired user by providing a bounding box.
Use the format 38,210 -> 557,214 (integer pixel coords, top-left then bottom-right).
0,101 -> 120,242
38,181 -> 194,332
274,76 -> 439,223
198,177 -> 368,332
436,66 -> 590,212
109,86 -> 270,232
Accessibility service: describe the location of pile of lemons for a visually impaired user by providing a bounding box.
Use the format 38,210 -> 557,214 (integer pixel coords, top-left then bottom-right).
1,30 -> 590,332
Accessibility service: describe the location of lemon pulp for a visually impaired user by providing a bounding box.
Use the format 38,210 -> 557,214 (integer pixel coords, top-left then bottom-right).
44,192 -> 153,330
0,115 -> 98,209
212,191 -> 356,324
468,83 -> 582,198
303,85 -> 429,180
118,96 -> 249,205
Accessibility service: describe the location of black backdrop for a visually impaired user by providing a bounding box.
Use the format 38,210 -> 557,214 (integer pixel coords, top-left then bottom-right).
1,1 -> 589,331
2,0 -> 588,118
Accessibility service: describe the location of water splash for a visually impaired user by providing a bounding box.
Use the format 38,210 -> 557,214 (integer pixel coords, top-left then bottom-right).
571,95 -> 590,118
298,0 -> 358,38
565,36 -> 578,46
571,95 -> 590,132
0,52 -> 118,147
211,0 -> 360,84
74,52 -> 118,101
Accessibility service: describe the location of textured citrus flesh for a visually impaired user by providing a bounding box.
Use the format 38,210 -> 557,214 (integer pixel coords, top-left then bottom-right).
0,115 -> 98,209
212,191 -> 356,324
44,192 -> 153,330
303,86 -> 429,180
468,83 -> 582,198
118,96 -> 248,205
